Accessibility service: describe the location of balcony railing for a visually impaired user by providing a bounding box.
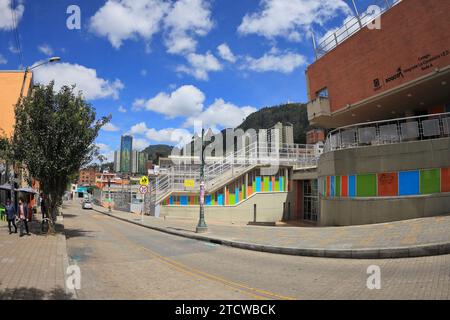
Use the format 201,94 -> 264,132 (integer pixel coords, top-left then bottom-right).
314,0 -> 401,60
324,112 -> 450,153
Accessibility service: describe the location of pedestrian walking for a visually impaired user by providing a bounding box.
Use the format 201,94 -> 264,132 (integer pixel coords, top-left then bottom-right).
5,199 -> 17,234
18,198 -> 30,236
40,193 -> 48,220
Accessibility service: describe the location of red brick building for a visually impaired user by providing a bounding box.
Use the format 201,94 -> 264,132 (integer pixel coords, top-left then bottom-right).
307,0 -> 450,128
78,168 -> 97,186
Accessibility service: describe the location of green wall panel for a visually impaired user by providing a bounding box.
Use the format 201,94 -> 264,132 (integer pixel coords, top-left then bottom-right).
264,177 -> 269,192
420,169 -> 440,194
335,176 -> 341,197
229,193 -> 235,205
356,174 -> 377,197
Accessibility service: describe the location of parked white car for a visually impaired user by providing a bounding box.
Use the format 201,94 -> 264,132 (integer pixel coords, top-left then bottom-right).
82,200 -> 93,210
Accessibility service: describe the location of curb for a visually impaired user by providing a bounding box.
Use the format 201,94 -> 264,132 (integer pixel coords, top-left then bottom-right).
93,207 -> 450,260
58,212 -> 78,299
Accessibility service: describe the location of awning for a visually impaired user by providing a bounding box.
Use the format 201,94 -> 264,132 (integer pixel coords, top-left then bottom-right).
0,183 -> 12,190
16,187 -> 39,194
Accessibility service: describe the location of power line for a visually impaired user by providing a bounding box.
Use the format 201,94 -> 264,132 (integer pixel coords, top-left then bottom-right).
10,0 -> 24,68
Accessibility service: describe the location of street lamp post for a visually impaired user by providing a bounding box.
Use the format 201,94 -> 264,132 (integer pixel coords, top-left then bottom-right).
196,128 -> 208,233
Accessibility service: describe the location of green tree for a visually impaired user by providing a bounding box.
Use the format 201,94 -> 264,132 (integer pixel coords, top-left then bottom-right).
13,82 -> 110,231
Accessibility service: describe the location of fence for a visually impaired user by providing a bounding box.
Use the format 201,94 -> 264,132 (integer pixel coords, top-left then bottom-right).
314,0 -> 401,59
324,112 -> 450,153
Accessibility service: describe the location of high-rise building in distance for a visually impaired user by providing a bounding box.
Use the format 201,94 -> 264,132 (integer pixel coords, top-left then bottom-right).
120,135 -> 132,173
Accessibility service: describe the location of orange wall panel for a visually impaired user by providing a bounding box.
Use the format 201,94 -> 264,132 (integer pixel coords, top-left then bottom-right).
441,168 -> 450,193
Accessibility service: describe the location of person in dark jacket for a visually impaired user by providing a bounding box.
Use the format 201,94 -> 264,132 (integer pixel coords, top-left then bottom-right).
5,199 -> 17,234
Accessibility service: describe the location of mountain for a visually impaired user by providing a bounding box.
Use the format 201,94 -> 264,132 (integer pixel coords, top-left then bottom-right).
142,144 -> 174,162
238,103 -> 311,144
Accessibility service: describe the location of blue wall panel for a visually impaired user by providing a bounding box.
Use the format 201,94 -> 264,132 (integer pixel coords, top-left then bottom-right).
349,175 -> 356,197
180,196 -> 188,206
330,176 -> 335,197
255,177 -> 261,192
399,171 -> 420,196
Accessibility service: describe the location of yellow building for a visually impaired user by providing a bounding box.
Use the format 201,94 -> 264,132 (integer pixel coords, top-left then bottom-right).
0,71 -> 33,138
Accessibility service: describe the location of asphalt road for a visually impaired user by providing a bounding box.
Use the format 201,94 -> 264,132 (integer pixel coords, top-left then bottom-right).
63,202 -> 450,300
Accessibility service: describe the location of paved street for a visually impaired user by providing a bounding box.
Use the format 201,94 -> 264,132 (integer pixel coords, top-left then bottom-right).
61,201 -> 450,300
93,206 -> 450,252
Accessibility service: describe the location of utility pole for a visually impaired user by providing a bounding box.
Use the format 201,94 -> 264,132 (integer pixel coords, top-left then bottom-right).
196,128 -> 208,233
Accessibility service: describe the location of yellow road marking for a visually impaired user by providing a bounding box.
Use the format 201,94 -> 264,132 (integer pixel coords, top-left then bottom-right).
92,213 -> 296,300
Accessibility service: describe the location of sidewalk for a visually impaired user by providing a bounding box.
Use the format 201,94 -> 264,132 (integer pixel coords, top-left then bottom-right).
94,205 -> 450,259
0,212 -> 73,300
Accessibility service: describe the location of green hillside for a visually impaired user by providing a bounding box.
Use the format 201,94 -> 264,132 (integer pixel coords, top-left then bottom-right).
238,103 -> 311,144
142,144 -> 174,162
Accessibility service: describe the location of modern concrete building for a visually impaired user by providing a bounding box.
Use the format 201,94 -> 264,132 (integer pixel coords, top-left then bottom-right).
306,0 -> 450,226
113,151 -> 121,173
268,122 -> 294,147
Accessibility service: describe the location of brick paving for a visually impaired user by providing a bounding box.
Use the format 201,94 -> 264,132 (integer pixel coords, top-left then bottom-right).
93,205 -> 450,251
0,215 -> 73,300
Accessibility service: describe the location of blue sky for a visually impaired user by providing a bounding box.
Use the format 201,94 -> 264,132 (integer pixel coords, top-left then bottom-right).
0,0 -> 381,161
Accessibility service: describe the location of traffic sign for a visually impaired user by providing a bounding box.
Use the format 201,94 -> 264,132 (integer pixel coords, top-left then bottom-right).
139,176 -> 149,186
139,185 -> 148,194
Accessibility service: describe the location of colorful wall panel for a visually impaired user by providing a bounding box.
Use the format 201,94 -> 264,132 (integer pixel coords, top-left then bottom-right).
356,174 -> 377,197
378,173 -> 398,196
162,170 -> 289,206
420,169 -> 440,194
442,168 -> 450,192
321,167 -> 450,199
399,171 -> 420,196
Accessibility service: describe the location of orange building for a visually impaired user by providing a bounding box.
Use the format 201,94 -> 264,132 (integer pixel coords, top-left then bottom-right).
0,71 -> 33,137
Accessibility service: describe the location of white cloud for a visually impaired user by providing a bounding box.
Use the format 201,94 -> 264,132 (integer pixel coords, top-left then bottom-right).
118,105 -> 127,113
133,137 -> 150,151
163,0 -> 213,54
89,0 -> 169,49
96,143 -> 114,162
33,62 -> 124,100
0,53 -> 6,64
238,0 -> 351,41
38,44 -> 54,56
133,85 -> 204,118
176,52 -> 222,80
8,42 -> 19,53
130,122 -> 191,146
133,85 -> 256,130
89,0 -> 213,54
184,99 -> 256,129
217,43 -> 236,63
140,69 -> 147,76
244,50 -> 307,73
102,123 -> 120,132
0,0 -> 24,30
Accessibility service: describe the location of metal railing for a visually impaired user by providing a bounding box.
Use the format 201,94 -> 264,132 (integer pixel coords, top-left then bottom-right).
150,141 -> 321,204
324,112 -> 450,153
314,0 -> 401,59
